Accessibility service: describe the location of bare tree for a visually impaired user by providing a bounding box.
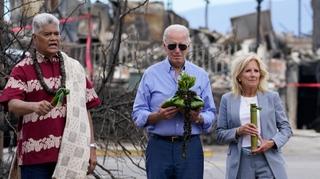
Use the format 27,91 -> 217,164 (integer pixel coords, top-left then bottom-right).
0,0 -> 156,178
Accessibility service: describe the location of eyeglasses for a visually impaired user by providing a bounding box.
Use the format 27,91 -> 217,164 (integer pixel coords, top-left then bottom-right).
166,43 -> 188,51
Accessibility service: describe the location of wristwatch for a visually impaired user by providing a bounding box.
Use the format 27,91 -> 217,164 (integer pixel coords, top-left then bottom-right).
195,115 -> 203,124
89,143 -> 97,149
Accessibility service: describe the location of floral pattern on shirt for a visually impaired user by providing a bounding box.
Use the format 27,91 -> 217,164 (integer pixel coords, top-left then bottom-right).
22,135 -> 61,154
15,57 -> 33,67
5,77 -> 27,91
23,106 -> 66,124
86,88 -> 99,103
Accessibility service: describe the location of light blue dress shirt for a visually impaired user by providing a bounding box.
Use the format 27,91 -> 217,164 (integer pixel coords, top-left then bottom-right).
132,58 -> 216,136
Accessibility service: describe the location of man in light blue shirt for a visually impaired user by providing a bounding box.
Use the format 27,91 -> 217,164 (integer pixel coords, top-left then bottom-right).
132,24 -> 216,179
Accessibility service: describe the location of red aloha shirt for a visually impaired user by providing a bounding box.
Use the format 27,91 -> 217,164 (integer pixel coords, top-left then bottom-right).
0,52 -> 101,165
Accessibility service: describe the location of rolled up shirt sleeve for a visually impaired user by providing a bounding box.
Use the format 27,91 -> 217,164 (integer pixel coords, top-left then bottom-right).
199,74 -> 216,133
132,73 -> 152,128
0,66 -> 27,110
85,78 -> 101,109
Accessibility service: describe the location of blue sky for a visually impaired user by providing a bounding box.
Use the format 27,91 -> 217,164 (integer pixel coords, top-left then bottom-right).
169,0 -> 263,12
123,0 -> 313,35
5,0 -> 312,35
167,0 -> 313,35
96,0 -> 270,11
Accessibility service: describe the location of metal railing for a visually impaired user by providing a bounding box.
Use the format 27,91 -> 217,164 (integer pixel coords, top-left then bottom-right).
61,42 -> 232,79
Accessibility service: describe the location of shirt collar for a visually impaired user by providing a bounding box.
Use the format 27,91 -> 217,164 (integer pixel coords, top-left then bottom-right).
165,58 -> 186,73
36,51 -> 59,63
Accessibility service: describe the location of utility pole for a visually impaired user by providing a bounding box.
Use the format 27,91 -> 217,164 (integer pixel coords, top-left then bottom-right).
167,0 -> 172,11
298,0 -> 301,37
255,0 -> 263,52
0,0 -> 4,49
0,0 -> 4,169
204,0 -> 209,29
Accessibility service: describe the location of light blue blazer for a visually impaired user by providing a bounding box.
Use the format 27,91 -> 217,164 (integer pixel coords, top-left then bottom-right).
216,91 -> 292,179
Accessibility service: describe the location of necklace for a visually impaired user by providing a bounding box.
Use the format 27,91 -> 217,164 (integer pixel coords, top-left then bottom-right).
33,50 -> 66,95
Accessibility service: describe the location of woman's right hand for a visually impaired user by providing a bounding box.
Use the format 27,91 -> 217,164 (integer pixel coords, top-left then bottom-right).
237,123 -> 259,137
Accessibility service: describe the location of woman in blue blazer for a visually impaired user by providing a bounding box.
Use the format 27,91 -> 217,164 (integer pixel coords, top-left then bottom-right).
216,53 -> 292,179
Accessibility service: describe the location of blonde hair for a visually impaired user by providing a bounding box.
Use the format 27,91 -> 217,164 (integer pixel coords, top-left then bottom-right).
231,53 -> 269,96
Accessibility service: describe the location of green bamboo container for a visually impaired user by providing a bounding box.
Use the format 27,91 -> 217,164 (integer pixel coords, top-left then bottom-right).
250,103 -> 258,151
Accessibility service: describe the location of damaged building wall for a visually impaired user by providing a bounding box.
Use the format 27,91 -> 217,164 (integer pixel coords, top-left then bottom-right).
123,1 -> 188,43
231,10 -> 277,51
286,55 -> 299,130
10,0 -> 43,25
77,1 -> 113,42
123,1 -> 165,42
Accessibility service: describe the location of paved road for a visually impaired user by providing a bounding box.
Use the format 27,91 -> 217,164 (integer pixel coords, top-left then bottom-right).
91,129 -> 320,179
204,130 -> 320,179
3,130 -> 319,178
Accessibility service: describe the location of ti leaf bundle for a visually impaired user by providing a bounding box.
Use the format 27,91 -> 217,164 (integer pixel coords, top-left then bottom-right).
161,72 -> 204,110
161,72 -> 204,159
51,88 -> 70,107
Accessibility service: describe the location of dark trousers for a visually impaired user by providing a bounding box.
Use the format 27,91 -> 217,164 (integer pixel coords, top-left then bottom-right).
20,162 -> 56,179
146,135 -> 204,179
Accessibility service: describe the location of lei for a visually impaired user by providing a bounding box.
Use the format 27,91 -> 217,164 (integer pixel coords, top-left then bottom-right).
33,50 -> 66,95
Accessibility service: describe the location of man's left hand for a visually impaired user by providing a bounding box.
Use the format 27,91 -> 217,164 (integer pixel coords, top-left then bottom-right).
87,147 -> 97,175
189,109 -> 203,124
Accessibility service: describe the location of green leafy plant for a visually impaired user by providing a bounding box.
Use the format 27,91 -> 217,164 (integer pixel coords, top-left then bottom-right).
161,72 -> 204,159
51,88 -> 70,107
161,72 -> 204,110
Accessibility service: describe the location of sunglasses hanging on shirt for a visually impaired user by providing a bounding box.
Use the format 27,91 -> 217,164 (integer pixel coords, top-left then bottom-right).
166,43 -> 188,51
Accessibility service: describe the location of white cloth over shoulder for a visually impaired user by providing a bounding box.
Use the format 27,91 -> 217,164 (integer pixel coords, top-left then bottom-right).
52,52 -> 91,179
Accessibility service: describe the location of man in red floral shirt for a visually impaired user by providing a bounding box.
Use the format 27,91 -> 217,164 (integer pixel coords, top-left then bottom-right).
0,13 -> 101,178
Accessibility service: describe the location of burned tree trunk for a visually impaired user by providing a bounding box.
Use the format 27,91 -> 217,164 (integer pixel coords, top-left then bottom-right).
0,0 -> 4,172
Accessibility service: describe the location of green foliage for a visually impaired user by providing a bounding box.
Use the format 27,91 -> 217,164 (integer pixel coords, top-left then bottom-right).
178,72 -> 196,91
161,72 -> 204,110
51,88 -> 70,107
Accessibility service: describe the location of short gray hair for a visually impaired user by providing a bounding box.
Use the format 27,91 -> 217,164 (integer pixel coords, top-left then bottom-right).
32,13 -> 60,34
231,53 -> 269,96
163,24 -> 191,43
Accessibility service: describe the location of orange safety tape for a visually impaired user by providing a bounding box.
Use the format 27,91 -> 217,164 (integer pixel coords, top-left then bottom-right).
10,14 -> 91,33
